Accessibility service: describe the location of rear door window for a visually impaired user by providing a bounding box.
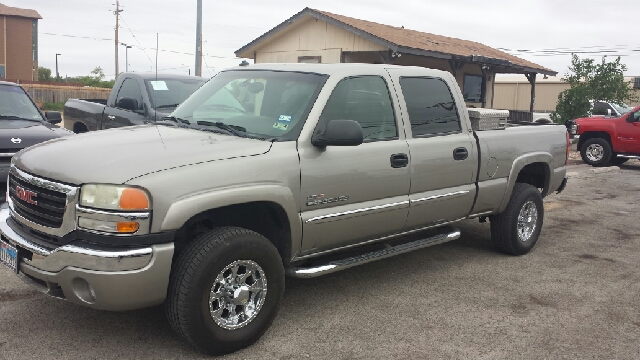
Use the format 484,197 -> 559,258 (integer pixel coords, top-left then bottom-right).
399,77 -> 461,137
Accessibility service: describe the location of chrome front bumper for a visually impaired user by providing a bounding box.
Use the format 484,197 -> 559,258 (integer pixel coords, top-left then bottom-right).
0,206 -> 174,311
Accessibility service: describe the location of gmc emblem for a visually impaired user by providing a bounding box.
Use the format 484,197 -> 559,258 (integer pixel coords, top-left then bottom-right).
15,186 -> 37,205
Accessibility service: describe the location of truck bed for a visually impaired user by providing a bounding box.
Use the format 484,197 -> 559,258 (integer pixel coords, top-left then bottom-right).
63,98 -> 106,132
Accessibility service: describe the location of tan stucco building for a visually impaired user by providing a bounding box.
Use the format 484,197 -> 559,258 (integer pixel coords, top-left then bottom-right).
0,3 -> 41,82
494,75 -> 640,112
236,8 -> 556,110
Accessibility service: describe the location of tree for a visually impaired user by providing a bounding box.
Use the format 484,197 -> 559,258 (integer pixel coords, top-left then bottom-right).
38,67 -> 52,82
554,55 -> 638,123
65,67 -> 115,88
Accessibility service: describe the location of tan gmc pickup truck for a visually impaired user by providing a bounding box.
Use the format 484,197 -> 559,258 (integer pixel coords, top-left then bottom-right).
1,63 -> 569,355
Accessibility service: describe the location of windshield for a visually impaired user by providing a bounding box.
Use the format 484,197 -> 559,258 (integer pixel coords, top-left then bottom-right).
0,85 -> 44,121
171,70 -> 328,140
145,78 -> 206,109
611,102 -> 633,116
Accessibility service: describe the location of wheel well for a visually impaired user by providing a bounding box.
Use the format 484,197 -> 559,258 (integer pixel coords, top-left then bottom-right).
73,121 -> 88,133
515,162 -> 550,196
577,132 -> 611,151
173,202 -> 292,265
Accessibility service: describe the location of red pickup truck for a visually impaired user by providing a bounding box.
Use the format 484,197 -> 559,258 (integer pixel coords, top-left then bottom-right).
574,106 -> 640,166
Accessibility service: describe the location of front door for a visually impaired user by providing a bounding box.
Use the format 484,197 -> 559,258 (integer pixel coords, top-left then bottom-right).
387,69 -> 477,229
299,74 -> 410,255
616,114 -> 640,154
103,77 -> 147,129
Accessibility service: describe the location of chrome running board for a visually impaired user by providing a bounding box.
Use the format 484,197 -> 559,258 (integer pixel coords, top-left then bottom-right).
286,227 -> 461,278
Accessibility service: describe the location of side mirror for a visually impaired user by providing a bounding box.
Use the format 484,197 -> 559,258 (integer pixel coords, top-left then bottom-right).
312,119 -> 363,147
44,111 -> 62,124
116,97 -> 139,111
628,111 -> 640,123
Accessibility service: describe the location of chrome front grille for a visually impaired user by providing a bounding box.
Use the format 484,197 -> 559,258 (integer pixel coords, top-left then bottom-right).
8,172 -> 67,228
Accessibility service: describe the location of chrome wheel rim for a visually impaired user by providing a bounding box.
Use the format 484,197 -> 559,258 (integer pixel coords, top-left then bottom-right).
209,260 -> 267,330
517,200 -> 538,242
586,144 -> 604,162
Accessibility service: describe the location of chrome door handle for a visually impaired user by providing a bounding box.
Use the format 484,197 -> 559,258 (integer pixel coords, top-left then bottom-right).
107,115 -> 116,120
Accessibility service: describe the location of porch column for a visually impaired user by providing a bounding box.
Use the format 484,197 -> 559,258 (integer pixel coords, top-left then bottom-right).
525,72 -> 537,113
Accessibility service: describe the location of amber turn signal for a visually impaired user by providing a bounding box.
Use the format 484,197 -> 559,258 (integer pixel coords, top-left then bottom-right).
117,221 -> 139,233
119,188 -> 150,210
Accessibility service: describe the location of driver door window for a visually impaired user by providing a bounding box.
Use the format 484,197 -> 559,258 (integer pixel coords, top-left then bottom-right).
320,76 -> 397,141
115,78 -> 143,111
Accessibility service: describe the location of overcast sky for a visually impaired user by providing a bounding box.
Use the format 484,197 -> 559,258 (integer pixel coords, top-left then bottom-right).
5,0 -> 639,80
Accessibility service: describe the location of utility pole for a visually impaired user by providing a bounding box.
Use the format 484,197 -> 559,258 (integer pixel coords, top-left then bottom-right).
195,0 -> 202,76
114,1 -> 123,78
55,53 -> 61,81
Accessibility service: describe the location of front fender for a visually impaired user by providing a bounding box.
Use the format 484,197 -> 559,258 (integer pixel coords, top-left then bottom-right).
159,184 -> 301,245
499,152 -> 552,213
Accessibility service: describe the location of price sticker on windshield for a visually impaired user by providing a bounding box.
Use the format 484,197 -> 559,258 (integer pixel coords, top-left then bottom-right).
278,115 -> 292,122
149,81 -> 169,91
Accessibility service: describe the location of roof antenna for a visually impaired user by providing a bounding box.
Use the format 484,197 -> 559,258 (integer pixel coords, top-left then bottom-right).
154,32 -> 158,123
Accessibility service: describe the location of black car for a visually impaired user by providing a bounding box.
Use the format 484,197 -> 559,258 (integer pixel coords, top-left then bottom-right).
1,81 -> 73,192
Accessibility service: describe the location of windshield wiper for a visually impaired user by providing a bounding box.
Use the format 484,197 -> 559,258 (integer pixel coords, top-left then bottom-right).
156,103 -> 181,109
0,115 -> 42,122
196,121 -> 246,137
156,116 -> 189,128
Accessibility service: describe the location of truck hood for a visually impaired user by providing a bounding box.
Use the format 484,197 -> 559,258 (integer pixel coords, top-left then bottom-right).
0,120 -> 72,152
13,125 -> 273,185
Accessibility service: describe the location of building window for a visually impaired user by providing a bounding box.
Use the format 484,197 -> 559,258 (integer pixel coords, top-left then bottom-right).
0,65 -> 5,79
298,56 -> 321,64
399,77 -> 461,137
463,74 -> 484,103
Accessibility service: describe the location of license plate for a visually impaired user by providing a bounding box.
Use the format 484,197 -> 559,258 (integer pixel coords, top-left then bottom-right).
0,237 -> 18,274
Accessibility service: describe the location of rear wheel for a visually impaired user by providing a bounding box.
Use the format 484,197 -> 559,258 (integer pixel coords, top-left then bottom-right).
490,183 -> 544,255
580,138 -> 612,166
166,227 -> 285,355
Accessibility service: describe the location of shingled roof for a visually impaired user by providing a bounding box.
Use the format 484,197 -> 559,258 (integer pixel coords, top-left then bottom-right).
236,8 -> 556,76
0,3 -> 42,19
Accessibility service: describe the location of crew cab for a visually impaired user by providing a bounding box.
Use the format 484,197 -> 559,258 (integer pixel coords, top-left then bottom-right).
64,73 -> 205,133
573,106 -> 640,166
0,81 -> 72,191
1,64 -> 569,355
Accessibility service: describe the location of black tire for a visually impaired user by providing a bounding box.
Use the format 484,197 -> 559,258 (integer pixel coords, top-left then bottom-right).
490,183 -> 544,256
73,122 -> 88,134
166,227 -> 285,355
580,138 -> 612,166
610,157 -> 629,165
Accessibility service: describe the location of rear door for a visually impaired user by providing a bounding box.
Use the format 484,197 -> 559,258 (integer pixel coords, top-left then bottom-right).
386,68 -> 477,229
103,77 -> 146,129
299,73 -> 410,254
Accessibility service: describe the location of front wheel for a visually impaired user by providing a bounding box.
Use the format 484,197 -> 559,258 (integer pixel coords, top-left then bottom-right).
580,138 -> 612,166
490,183 -> 544,255
166,227 -> 285,355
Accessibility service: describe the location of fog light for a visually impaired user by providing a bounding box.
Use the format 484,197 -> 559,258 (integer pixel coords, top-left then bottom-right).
78,217 -> 139,233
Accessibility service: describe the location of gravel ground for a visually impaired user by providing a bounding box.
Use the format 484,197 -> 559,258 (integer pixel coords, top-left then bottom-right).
1,157 -> 640,359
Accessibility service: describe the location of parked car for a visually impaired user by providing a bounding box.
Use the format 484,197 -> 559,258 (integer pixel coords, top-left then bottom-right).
573,105 -> 640,166
64,73 -> 206,133
0,64 -> 569,355
0,81 -> 72,192
589,100 -> 634,118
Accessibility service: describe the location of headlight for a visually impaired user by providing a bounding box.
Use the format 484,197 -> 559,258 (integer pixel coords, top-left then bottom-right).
80,184 -> 150,211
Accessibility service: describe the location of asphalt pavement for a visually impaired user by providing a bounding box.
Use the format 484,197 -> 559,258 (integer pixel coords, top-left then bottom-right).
1,158 -> 640,359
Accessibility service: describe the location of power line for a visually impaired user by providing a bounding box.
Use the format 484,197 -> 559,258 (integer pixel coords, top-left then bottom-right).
118,14 -> 154,66
39,31 -> 242,60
